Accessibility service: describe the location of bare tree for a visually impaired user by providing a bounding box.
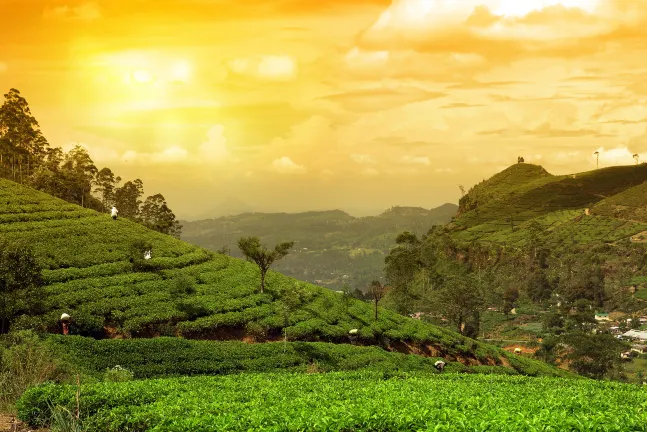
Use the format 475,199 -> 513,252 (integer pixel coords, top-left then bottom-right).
458,185 -> 465,197
370,280 -> 388,320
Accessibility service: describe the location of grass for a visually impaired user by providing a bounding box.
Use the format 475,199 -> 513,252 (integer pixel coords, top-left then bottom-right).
0,178 -> 568,376
22,371 -> 647,432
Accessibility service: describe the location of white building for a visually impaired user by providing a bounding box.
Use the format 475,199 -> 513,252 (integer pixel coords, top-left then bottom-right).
622,330 -> 647,341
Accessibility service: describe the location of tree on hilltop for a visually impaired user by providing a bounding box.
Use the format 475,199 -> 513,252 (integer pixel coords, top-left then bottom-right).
0,88 -> 50,182
140,193 -> 183,238
95,167 -> 121,210
114,179 -> 144,219
62,144 -> 98,208
237,237 -> 294,293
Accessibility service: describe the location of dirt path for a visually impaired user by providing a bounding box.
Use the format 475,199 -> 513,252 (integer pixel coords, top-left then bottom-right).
0,413 -> 46,432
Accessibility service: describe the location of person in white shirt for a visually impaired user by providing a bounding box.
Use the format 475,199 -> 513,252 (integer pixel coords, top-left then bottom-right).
111,206 -> 118,220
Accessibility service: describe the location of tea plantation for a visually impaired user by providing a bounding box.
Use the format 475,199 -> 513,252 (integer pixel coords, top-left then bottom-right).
451,163 -> 647,246
0,178 -> 564,373
18,372 -> 647,431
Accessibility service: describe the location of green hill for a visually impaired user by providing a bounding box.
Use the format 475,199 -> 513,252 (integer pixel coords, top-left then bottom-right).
180,204 -> 457,290
592,179 -> 647,223
0,178 -> 566,376
451,164 -> 647,246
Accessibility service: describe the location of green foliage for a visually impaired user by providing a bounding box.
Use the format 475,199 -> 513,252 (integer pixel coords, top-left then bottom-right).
0,240 -> 43,333
0,330 -> 71,408
104,365 -> 134,383
238,236 -> 295,293
18,372 -> 647,431
559,332 -> 627,379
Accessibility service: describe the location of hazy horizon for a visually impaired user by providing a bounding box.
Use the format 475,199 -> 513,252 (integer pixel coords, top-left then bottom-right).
3,0 -> 647,219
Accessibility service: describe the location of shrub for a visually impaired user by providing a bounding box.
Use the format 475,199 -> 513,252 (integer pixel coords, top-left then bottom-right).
104,365 -> 134,382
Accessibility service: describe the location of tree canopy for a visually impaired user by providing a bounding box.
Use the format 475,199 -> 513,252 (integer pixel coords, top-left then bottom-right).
237,237 -> 294,293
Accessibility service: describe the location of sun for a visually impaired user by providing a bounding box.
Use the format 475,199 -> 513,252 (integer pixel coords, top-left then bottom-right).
132,69 -> 152,83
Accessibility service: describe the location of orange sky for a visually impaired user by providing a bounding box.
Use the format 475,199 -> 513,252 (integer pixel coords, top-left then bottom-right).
2,0 -> 647,219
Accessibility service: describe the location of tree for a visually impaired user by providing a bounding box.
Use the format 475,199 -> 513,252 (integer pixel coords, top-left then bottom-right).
593,151 -> 600,169
502,286 -> 519,317
458,185 -> 465,197
61,145 -> 98,207
114,179 -> 144,219
370,280 -> 388,320
139,193 -> 182,238
384,231 -> 421,315
634,154 -> 640,165
237,237 -> 294,293
27,147 -> 65,197
527,269 -> 552,302
436,274 -> 485,335
559,332 -> 626,379
0,241 -> 43,334
0,88 -> 49,182
94,167 -> 121,210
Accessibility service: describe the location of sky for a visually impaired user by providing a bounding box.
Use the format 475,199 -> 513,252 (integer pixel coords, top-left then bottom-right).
2,0 -> 647,219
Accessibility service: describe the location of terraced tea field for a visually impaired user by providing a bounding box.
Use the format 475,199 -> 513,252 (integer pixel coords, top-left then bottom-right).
1,178 -> 569,373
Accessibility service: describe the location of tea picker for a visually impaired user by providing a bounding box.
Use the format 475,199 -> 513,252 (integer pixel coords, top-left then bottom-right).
111,206 -> 118,220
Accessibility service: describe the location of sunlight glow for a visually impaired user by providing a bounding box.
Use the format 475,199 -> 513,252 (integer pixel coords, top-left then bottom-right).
170,60 -> 191,82
133,69 -> 152,83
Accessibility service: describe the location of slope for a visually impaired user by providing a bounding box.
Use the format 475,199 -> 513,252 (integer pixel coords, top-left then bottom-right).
450,163 -> 647,245
0,178 -> 566,376
180,204 -> 458,290
592,179 -> 647,223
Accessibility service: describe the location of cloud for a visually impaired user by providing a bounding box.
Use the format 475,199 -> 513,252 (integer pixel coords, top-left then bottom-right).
372,136 -> 435,148
320,86 -> 446,112
228,55 -> 297,81
0,62 -> 7,73
592,146 -> 645,166
350,154 -> 376,164
43,2 -> 102,21
362,167 -> 380,176
440,102 -> 485,109
402,155 -> 430,165
152,146 -> 189,163
435,167 -> 454,173
199,125 -> 231,161
352,0 -> 646,71
446,81 -> 524,90
272,156 -> 306,174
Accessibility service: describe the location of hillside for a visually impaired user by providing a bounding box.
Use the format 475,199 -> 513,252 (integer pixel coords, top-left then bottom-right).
592,180 -> 647,223
450,163 -> 647,246
180,203 -> 458,290
0,178 -> 565,375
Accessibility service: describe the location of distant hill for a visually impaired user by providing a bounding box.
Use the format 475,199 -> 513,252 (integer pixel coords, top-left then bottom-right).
450,163 -> 647,247
592,180 -> 647,222
180,203 -> 458,290
0,178 -> 566,375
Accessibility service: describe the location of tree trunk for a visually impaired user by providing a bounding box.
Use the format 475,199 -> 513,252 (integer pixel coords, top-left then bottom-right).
374,300 -> 378,320
260,269 -> 266,293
